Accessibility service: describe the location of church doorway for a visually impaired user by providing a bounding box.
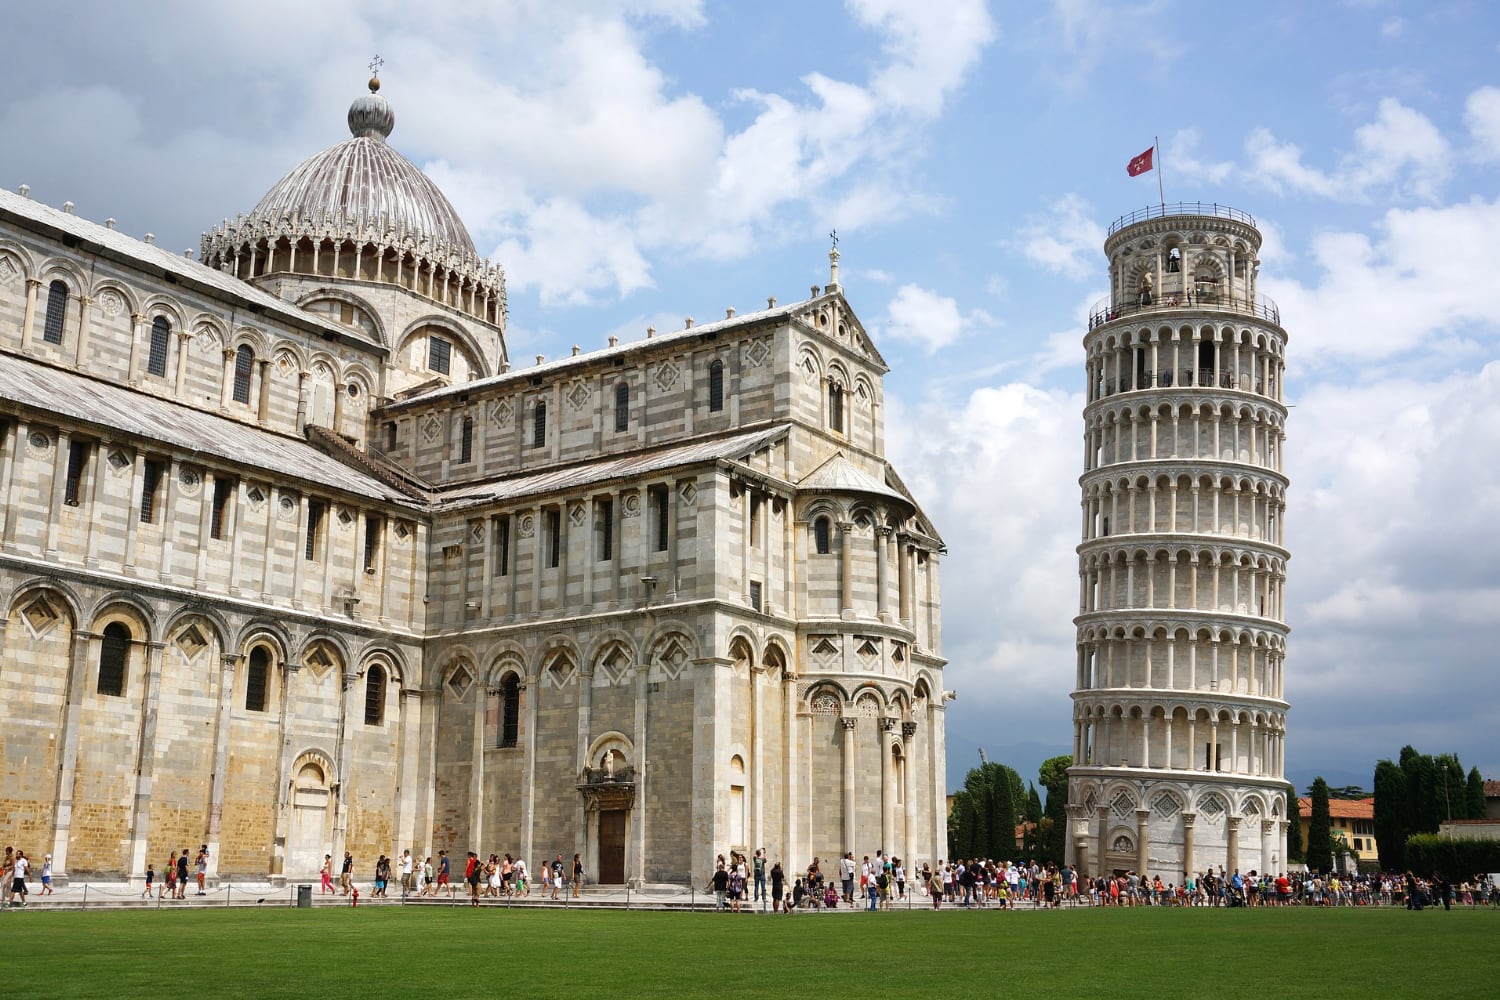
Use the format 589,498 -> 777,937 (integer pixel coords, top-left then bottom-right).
598,810 -> 627,884
288,760 -> 331,876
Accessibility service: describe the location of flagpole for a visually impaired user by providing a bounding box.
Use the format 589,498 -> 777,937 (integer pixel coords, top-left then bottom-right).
1156,135 -> 1165,209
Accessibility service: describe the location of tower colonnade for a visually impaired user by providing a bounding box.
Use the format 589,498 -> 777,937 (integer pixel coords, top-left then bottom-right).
1067,204 -> 1292,881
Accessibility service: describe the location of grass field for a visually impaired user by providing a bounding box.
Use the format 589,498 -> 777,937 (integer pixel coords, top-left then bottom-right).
0,904 -> 1495,998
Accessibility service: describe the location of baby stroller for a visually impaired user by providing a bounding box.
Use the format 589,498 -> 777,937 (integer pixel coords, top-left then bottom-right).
1227,884 -> 1247,908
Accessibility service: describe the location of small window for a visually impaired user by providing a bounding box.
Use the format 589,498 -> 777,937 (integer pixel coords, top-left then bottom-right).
232,345 -> 254,404
245,647 -> 270,712
97,621 -> 129,696
428,335 -> 452,375
814,516 -> 831,555
499,674 -> 520,748
598,498 -> 614,561
147,317 -> 171,377
42,280 -> 68,345
305,499 -> 325,560
459,416 -> 474,463
749,580 -> 763,613
64,440 -> 90,506
828,382 -> 844,433
363,515 -> 381,573
546,508 -> 561,568
385,421 -> 398,451
651,485 -> 669,552
532,401 -> 547,449
614,382 -> 629,432
709,360 -> 725,412
364,665 -> 386,725
749,493 -> 762,548
210,476 -> 234,539
140,458 -> 163,523
494,515 -> 510,576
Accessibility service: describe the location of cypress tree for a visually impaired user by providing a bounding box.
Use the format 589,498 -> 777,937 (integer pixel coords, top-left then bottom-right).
1285,786 -> 1303,862
1373,759 -> 1408,871
1307,777 -> 1333,873
1039,755 -> 1072,866
1467,767 -> 1487,820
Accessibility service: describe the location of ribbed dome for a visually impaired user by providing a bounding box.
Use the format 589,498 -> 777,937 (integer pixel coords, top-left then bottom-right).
244,87 -> 475,254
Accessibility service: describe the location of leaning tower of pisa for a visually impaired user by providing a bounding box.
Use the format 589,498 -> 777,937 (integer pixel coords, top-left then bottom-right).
1065,204 -> 1291,882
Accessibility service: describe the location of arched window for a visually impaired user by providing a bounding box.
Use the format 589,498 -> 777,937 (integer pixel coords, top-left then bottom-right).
232,344 -> 254,404
499,674 -> 520,748
363,665 -> 386,725
459,416 -> 474,463
245,646 -> 270,712
614,383 -> 629,432
708,360 -> 725,412
42,280 -> 68,345
828,381 -> 844,433
147,317 -> 171,377
532,400 -> 547,449
98,621 -> 129,696
814,516 -> 832,555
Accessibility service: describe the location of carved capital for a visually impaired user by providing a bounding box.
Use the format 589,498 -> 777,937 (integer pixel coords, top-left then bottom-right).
901,721 -> 918,739
840,717 -> 858,732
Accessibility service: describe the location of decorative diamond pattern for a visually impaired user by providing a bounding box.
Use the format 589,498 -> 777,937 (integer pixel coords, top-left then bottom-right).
245,485 -> 266,509
108,448 -> 131,472
569,503 -> 586,527
678,481 -> 697,505
447,666 -> 472,700
175,624 -> 208,659
1111,791 -> 1136,820
490,399 -> 512,427
22,596 -> 60,635
653,637 -> 690,680
567,380 -> 590,410
469,520 -> 485,543
545,653 -> 577,688
421,415 -> 442,444
744,338 -> 770,367
276,352 -> 297,377
0,256 -> 19,284
654,360 -> 679,391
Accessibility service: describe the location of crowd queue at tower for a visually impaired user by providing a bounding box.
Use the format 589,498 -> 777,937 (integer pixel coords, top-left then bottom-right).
3,840 -> 1494,911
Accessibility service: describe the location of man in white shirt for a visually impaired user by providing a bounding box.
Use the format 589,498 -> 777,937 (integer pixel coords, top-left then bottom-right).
9,851 -> 29,906
401,850 -> 415,896
839,853 -> 856,905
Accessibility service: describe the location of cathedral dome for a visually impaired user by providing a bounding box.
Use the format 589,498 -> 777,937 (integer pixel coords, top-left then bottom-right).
244,82 -> 475,253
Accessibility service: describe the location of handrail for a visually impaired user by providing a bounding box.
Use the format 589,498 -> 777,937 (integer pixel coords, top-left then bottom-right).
1107,202 -> 1256,236
1089,292 -> 1281,329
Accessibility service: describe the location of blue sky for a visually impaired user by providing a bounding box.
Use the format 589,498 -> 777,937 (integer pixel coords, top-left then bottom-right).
3,1 -> 1497,796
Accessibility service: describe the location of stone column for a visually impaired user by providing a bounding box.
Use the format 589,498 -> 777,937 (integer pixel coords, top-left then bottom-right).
1136,808 -> 1151,877
173,330 -> 192,395
256,358 -> 273,424
1181,812 -> 1196,882
520,677 -> 538,871
902,722 -> 918,862
126,640 -> 165,878
83,441 -> 110,567
470,677 -> 489,851
784,672 -> 800,868
841,716 -> 858,853
219,349 -> 237,409
155,457 -> 178,582
631,662 -> 649,887
50,629 -> 96,875
45,427 -> 71,557
1227,816 -> 1241,873
330,668 -> 360,863
270,661 -> 301,877
838,522 -> 854,619
880,717 -> 896,854
19,278 -> 40,350
0,421 -> 20,546
574,664 -> 595,865
72,295 -> 93,367
125,313 -> 145,383
205,652 -> 239,878
393,685 -> 423,860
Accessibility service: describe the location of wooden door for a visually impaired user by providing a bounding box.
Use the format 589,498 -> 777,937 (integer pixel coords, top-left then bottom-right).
598,810 -> 627,884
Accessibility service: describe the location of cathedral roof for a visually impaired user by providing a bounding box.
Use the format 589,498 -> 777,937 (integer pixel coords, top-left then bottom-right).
241,79 -> 475,254
798,452 -> 910,507
0,352 -> 416,506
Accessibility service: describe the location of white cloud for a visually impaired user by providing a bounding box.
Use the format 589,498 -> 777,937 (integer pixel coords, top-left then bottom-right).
849,0 -> 997,116
1016,194 -> 1106,280
881,283 -> 991,353
1166,128 -> 1234,186
1264,196 -> 1500,366
1464,85 -> 1500,162
1245,98 -> 1451,202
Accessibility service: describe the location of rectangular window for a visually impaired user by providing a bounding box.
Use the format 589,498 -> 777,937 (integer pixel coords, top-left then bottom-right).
385,421 -> 398,451
598,498 -> 614,561
210,475 -> 234,539
546,508 -> 561,568
749,493 -> 762,548
650,485 -> 669,552
64,440 -> 90,506
364,515 -> 381,573
428,336 -> 452,375
494,515 -> 510,576
305,499 -> 325,561
139,458 -> 163,523
749,580 -> 763,613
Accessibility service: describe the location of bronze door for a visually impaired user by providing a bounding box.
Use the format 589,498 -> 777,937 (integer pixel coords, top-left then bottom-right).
598,809 -> 627,884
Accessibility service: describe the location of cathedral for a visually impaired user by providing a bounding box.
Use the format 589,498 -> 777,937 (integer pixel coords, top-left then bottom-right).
0,76 -> 948,885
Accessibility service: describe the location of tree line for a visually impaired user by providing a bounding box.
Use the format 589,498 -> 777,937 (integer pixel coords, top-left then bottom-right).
1373,746 -> 1487,871
947,755 -> 1070,864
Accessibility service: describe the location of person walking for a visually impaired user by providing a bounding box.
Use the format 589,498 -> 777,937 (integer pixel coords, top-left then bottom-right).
195,845 -> 209,895
320,854 -> 333,894
39,854 -> 54,897
8,851 -> 29,907
572,853 -> 584,898
175,849 -> 190,900
551,854 -> 565,900
340,851 -> 354,896
753,849 -> 767,904
770,861 -> 785,913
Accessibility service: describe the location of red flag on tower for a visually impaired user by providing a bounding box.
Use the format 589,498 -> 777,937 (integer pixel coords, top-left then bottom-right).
1127,147 -> 1154,177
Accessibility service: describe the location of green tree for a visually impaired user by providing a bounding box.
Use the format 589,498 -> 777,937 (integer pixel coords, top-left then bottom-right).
1373,758 -> 1408,871
1466,767 -> 1487,820
1285,786 -> 1303,862
1039,755 -> 1072,866
947,790 -> 976,859
1307,776 -> 1333,873
984,764 -> 1018,859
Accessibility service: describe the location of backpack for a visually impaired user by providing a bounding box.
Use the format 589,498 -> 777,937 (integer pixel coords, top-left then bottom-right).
877,872 -> 889,889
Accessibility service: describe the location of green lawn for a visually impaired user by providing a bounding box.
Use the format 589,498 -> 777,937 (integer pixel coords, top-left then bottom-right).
0,905 -> 1495,998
